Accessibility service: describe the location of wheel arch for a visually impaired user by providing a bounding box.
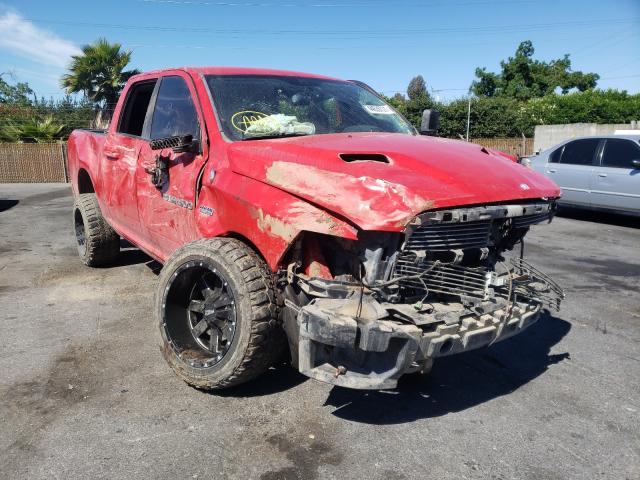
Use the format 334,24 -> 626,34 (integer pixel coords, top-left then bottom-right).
77,168 -> 95,194
220,231 -> 273,267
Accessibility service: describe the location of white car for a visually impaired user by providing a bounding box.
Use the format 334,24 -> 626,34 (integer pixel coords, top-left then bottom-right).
527,135 -> 640,216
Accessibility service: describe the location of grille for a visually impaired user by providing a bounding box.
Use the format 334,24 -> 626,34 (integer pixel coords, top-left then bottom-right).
404,211 -> 552,252
393,257 -> 489,299
404,221 -> 491,251
508,257 -> 565,310
512,211 -> 551,228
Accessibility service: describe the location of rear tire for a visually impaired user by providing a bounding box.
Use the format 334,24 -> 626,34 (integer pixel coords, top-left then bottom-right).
73,193 -> 119,267
156,238 -> 283,390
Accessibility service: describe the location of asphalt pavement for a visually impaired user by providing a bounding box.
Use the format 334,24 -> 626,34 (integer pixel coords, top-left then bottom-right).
0,183 -> 638,480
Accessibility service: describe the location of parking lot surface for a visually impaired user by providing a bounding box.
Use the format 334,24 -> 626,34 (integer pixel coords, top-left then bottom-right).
1,183 -> 639,480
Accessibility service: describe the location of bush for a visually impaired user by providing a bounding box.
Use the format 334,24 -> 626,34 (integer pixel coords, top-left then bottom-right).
387,89 -> 640,138
1,116 -> 65,143
0,96 -> 94,142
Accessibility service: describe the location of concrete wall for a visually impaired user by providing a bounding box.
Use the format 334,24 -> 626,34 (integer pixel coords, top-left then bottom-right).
533,122 -> 640,152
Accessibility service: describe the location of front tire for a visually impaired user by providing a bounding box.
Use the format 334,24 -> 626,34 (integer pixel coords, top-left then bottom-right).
156,238 -> 283,390
73,193 -> 119,267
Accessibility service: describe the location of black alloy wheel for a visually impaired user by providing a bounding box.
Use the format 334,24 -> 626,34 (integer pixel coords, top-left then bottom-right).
163,261 -> 237,368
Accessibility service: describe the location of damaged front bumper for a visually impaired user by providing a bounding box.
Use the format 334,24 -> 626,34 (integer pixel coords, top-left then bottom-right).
284,258 -> 564,390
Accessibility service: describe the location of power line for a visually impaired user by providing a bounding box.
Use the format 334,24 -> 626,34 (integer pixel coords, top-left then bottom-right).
121,31 -> 633,54
24,17 -> 638,38
137,0 -> 543,7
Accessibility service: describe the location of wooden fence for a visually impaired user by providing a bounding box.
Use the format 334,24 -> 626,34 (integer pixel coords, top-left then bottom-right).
0,143 -> 67,183
0,137 -> 534,183
469,137 -> 534,157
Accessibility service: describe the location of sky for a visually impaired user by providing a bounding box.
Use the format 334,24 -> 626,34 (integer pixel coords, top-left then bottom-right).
0,0 -> 638,102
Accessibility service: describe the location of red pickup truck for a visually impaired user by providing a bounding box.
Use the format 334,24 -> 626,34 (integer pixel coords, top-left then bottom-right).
67,67 -> 563,390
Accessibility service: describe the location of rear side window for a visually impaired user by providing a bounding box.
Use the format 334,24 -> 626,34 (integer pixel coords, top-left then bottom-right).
558,139 -> 600,166
601,139 -> 640,168
150,76 -> 200,140
117,80 -> 156,137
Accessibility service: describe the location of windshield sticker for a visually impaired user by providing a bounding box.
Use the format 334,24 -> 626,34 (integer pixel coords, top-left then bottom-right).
231,111 -> 269,133
363,104 -> 395,115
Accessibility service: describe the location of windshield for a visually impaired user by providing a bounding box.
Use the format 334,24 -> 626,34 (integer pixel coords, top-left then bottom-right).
204,75 -> 415,140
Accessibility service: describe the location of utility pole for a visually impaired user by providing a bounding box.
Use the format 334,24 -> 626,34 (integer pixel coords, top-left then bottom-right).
466,97 -> 472,141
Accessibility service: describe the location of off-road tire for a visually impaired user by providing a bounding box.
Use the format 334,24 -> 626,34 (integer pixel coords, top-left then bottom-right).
156,238 -> 284,390
73,193 -> 119,267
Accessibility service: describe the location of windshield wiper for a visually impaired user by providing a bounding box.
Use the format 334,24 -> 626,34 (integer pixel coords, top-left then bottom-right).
241,132 -> 311,141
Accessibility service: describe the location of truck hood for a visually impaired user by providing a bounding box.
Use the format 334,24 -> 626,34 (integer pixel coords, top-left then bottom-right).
226,132 -> 560,231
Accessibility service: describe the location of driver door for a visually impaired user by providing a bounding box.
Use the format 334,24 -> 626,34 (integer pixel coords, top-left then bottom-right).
135,73 -> 207,258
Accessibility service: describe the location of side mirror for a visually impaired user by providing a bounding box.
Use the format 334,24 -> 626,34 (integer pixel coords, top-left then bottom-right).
150,134 -> 198,153
632,159 -> 640,169
420,109 -> 440,136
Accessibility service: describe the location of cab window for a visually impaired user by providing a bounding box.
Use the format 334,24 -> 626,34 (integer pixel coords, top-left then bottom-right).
117,80 -> 156,137
601,139 -> 640,169
150,76 -> 200,140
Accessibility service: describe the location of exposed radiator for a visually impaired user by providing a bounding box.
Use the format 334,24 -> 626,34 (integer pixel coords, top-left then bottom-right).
404,207 -> 552,252
393,204 -> 555,302
393,257 -> 489,300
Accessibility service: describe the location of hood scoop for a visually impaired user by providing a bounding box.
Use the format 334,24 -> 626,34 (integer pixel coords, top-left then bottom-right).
339,153 -> 389,164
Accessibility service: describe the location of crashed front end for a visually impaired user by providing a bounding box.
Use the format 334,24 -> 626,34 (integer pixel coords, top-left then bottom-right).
281,200 -> 564,389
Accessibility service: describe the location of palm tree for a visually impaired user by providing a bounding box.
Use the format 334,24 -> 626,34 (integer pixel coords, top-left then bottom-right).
61,38 -> 140,123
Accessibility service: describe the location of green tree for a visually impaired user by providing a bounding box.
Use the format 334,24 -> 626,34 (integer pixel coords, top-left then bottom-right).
0,73 -> 34,105
60,38 -> 139,118
407,75 -> 427,101
387,75 -> 435,127
472,41 -> 599,100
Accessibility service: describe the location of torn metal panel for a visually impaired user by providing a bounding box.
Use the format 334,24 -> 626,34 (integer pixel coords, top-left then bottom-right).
286,257 -> 563,390
197,173 -> 358,271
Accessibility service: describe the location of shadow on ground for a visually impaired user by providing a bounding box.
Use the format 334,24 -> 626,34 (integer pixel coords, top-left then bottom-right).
557,207 -> 640,229
322,313 -> 571,424
217,361 -> 309,398
0,199 -> 19,212
114,239 -> 162,273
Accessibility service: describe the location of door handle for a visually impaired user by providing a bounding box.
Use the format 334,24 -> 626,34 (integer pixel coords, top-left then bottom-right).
597,173 -> 607,178
546,169 -> 556,173
104,148 -> 121,160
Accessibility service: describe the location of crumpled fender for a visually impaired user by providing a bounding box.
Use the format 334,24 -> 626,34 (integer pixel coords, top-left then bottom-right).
196,171 -> 358,271
260,160 -> 434,230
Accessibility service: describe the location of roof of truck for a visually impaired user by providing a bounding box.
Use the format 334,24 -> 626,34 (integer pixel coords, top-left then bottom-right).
137,66 -> 343,81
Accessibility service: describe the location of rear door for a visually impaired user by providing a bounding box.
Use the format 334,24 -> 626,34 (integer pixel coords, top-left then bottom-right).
545,138 -> 600,207
101,79 -> 157,235
135,73 -> 207,256
591,138 -> 640,213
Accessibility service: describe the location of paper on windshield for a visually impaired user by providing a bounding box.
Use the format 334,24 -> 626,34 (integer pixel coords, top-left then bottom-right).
244,114 -> 316,137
